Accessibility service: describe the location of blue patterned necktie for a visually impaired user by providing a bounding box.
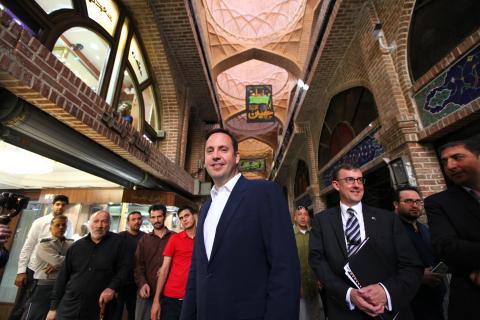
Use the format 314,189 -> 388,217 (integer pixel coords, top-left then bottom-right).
345,208 -> 361,255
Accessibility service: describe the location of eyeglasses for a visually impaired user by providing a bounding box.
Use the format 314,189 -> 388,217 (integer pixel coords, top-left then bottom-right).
400,199 -> 424,206
336,177 -> 366,185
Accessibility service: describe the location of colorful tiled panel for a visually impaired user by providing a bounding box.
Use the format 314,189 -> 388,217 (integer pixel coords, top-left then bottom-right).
321,134 -> 384,188
414,44 -> 480,127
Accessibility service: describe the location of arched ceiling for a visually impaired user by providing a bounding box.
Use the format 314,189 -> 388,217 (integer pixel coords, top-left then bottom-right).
191,0 -> 320,178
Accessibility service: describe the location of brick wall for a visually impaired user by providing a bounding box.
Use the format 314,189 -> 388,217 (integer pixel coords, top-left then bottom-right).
0,10 -> 195,193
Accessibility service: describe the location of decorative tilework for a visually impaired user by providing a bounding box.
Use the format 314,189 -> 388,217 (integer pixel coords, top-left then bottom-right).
321,135 -> 384,187
415,44 -> 480,127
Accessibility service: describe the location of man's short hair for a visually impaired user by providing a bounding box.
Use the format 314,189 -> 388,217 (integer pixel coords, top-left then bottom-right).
51,214 -> 68,225
205,128 -> 239,153
177,206 -> 196,216
148,204 -> 167,216
127,211 -> 142,221
439,138 -> 480,156
393,185 -> 420,202
331,163 -> 361,181
53,195 -> 69,204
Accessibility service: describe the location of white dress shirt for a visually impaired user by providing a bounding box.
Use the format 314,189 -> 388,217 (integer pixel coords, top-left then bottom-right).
203,173 -> 241,260
17,213 -> 73,274
340,202 -> 392,312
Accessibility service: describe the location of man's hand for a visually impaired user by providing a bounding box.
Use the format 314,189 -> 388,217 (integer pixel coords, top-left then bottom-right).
350,288 -> 384,317
139,283 -> 150,298
14,273 -> 27,287
358,284 -> 387,307
98,288 -> 115,307
151,300 -> 161,320
0,224 -> 11,244
43,264 -> 58,274
423,267 -> 442,287
470,271 -> 480,287
46,310 -> 56,320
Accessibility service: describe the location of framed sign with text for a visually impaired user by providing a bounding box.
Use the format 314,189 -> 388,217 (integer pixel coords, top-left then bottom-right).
246,85 -> 274,123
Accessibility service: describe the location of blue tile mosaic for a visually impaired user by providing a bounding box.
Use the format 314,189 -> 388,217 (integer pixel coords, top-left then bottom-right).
321,134 -> 384,187
414,44 -> 480,127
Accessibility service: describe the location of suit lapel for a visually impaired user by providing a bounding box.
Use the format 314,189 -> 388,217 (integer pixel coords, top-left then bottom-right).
362,205 -> 379,239
197,199 -> 211,262
329,206 -> 348,259
454,186 -> 480,223
208,176 -> 248,263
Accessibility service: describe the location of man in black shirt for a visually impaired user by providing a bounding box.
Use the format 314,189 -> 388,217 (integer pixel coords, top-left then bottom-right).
46,210 -> 129,320
114,211 -> 145,320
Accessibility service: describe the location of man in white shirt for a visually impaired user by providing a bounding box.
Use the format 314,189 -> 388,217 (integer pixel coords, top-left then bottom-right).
309,163 -> 423,319
9,195 -> 72,320
181,128 -> 300,320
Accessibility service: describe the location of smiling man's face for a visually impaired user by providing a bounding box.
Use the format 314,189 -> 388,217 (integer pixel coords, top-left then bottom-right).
204,132 -> 240,188
332,168 -> 364,206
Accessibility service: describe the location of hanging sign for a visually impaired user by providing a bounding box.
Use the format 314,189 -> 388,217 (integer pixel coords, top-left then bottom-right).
246,85 -> 274,123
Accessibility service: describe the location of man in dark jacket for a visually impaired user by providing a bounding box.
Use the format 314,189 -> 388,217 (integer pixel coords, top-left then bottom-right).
46,210 -> 129,320
425,138 -> 480,320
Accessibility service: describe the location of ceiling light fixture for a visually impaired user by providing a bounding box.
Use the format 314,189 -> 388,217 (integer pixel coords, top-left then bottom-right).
297,79 -> 309,91
373,23 -> 396,53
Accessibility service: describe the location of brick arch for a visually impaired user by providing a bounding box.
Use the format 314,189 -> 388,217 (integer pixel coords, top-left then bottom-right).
313,79 -> 372,157
391,0 -> 416,110
212,48 -> 302,79
238,136 -> 276,150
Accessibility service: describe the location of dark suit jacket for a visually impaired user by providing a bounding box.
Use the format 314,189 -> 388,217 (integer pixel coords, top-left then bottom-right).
425,186 -> 480,320
180,176 -> 300,320
309,205 -> 423,320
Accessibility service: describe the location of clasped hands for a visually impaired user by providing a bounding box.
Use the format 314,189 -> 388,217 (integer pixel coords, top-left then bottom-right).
350,284 -> 387,317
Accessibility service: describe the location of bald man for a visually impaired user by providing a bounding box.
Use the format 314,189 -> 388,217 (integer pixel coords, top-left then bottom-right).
47,210 -> 130,320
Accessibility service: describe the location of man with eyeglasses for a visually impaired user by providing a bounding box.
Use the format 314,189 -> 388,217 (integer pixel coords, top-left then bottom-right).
424,138 -> 480,320
309,163 -> 422,320
394,186 -> 446,320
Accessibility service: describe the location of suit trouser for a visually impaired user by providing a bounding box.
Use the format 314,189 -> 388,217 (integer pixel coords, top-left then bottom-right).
160,296 -> 183,320
23,283 -> 53,320
9,268 -> 35,320
135,296 -> 153,320
113,283 -> 137,320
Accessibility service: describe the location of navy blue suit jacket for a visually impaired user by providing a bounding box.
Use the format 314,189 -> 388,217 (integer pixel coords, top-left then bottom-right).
425,186 -> 480,319
180,176 -> 300,320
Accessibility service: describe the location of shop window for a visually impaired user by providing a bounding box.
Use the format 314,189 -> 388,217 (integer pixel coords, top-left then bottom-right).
53,27 -> 110,93
294,160 -> 310,198
143,86 -> 159,129
86,0 -> 119,36
409,0 -> 480,80
33,0 -> 73,14
128,36 -> 149,84
118,69 -> 140,129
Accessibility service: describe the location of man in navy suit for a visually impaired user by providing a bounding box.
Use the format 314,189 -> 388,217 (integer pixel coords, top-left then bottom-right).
180,128 -> 300,320
425,139 -> 480,320
309,163 -> 422,319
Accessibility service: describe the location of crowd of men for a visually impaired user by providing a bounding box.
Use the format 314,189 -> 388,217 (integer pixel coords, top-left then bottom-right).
0,130 -> 478,320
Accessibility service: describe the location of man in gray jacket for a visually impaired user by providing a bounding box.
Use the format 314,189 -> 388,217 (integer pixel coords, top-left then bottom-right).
23,215 -> 73,320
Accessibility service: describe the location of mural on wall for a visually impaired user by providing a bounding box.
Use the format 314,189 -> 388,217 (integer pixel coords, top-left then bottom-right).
246,85 -> 274,123
321,134 -> 384,188
415,44 -> 480,127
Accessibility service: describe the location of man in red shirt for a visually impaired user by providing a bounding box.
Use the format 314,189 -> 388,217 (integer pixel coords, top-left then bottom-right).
151,206 -> 197,320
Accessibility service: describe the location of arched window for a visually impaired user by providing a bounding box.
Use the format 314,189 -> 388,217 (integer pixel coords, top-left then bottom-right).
409,0 -> 480,80
294,160 -> 310,198
318,87 -> 378,169
7,0 -> 162,137
53,27 -> 110,93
